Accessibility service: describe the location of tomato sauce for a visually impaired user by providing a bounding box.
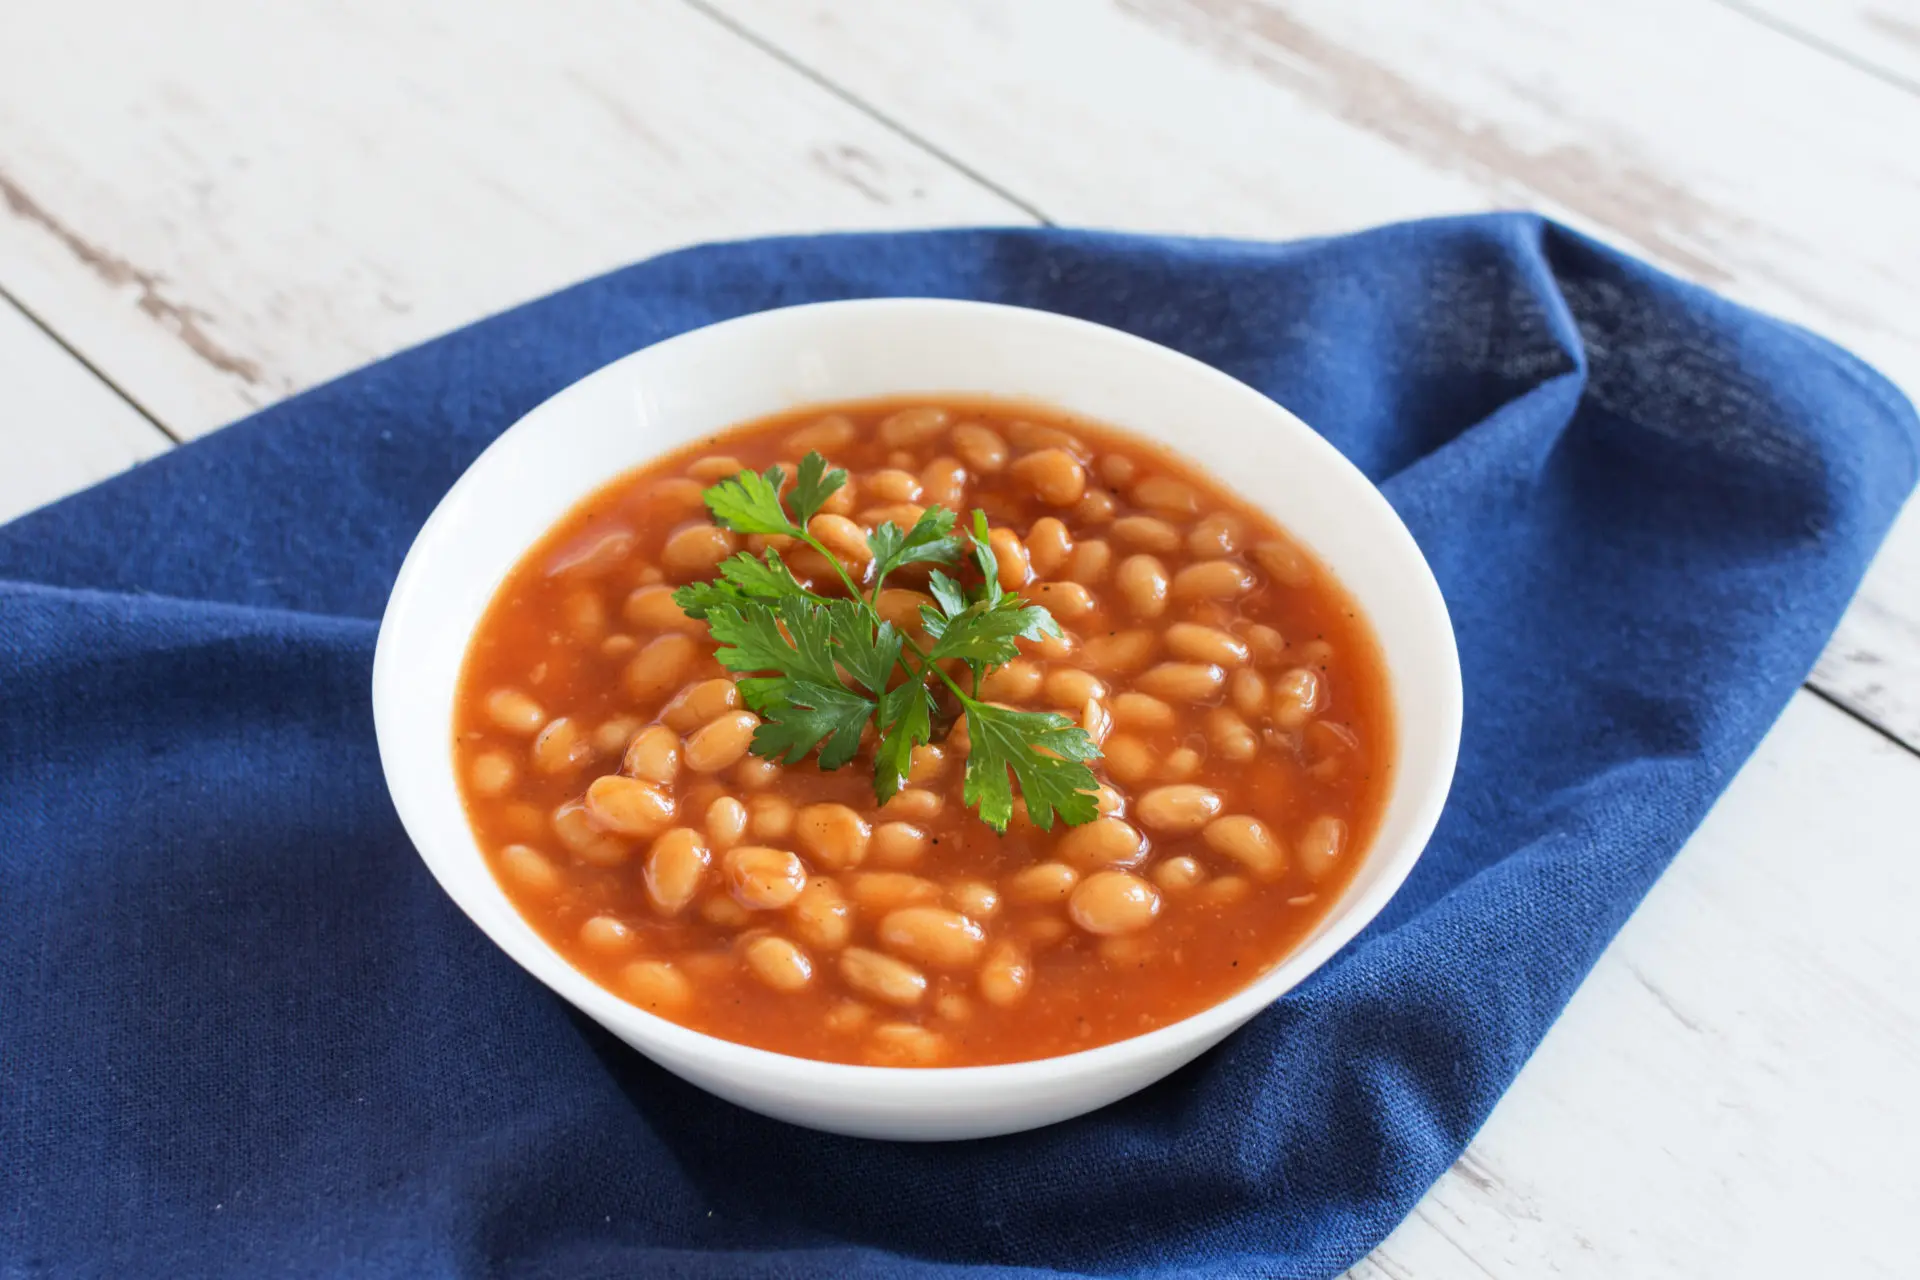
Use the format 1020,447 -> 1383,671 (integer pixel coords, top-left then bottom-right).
453,398 -> 1392,1066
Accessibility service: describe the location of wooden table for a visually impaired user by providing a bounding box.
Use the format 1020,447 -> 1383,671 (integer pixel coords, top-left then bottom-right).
3,2 -> 1915,1273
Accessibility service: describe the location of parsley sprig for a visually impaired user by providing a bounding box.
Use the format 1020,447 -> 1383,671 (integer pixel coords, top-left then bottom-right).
671,453 -> 1102,832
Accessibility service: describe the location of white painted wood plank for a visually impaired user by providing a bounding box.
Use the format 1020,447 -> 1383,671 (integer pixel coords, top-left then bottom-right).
1815,536 -> 1920,757
0,295 -> 170,525
1348,691 -> 1920,1278
1728,0 -> 1920,89
0,0 -> 1024,442
707,0 -> 1920,351
706,0 -> 1920,750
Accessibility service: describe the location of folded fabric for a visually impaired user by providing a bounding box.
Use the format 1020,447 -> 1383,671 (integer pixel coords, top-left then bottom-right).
2,214 -> 1914,1279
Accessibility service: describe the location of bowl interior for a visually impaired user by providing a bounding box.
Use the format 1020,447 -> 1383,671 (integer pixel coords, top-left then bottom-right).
373,298 -> 1461,1094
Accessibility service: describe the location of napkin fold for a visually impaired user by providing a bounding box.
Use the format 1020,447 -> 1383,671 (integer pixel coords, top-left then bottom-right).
2,214 -> 1914,1279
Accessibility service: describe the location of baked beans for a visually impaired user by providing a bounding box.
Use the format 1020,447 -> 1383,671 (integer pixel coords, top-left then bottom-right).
455,398 -> 1390,1066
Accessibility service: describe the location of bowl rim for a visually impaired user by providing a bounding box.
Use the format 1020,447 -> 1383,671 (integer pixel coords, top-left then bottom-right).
372,297 -> 1462,1099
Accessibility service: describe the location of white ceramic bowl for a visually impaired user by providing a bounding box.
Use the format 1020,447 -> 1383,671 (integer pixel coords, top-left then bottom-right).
372,298 -> 1461,1141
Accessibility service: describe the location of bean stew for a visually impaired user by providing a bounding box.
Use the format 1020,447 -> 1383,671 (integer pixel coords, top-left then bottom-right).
454,398 -> 1392,1066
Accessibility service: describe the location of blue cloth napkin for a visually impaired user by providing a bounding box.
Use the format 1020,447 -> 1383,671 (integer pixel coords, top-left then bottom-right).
2,214 -> 1914,1279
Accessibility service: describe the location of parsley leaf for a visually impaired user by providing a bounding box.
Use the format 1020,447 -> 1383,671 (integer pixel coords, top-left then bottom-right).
920,530 -> 1060,687
872,681 -> 935,805
965,510 -> 1004,607
703,464 -> 799,537
825,599 -> 902,696
925,596 -> 1060,669
754,679 -> 874,770
960,700 -> 1101,832
718,548 -> 810,600
925,569 -> 969,621
868,506 -> 962,589
704,599 -> 874,768
788,453 -> 847,526
673,548 -> 810,619
704,601 -> 841,690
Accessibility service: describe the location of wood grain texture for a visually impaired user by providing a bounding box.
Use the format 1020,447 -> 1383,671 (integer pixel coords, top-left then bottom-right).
1350,691 -> 1920,1278
0,0 -> 1023,442
0,295 -> 169,524
705,0 -> 1920,749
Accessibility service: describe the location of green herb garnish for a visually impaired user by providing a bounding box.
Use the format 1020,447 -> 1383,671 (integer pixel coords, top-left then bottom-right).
672,452 -> 1102,832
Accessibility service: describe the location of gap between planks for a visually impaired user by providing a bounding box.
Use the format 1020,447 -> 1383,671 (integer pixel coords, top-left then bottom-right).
678,0 -> 1053,225
1701,0 -> 1920,99
1803,682 -> 1920,762
0,279 -> 178,444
